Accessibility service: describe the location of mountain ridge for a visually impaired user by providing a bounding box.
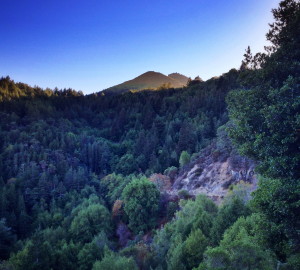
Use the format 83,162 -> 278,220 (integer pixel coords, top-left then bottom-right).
102,71 -> 189,94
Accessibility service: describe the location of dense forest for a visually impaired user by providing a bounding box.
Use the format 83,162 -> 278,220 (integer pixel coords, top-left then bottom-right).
0,0 -> 299,269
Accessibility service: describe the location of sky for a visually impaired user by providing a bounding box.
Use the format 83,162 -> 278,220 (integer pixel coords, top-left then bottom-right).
1,0 -> 280,94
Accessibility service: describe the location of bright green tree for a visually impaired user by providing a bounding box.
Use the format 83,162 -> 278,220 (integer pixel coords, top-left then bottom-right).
166,235 -> 186,270
179,151 -> 190,167
122,177 -> 160,233
198,215 -> 276,270
184,229 -> 208,269
70,204 -> 111,243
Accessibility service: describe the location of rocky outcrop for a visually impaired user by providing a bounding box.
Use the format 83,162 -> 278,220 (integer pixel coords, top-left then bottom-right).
170,143 -> 258,203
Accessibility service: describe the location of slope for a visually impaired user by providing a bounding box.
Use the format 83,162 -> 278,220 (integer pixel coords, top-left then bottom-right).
103,71 -> 188,94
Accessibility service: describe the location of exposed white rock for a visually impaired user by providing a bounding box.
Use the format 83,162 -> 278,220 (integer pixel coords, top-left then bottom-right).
170,148 -> 258,204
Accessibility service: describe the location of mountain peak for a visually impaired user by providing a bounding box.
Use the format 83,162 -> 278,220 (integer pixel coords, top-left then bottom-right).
103,71 -> 189,94
141,71 -> 160,75
168,73 -> 189,85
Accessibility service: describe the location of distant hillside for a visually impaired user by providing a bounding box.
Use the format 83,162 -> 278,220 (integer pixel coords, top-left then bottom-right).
168,72 -> 189,85
103,71 -> 189,94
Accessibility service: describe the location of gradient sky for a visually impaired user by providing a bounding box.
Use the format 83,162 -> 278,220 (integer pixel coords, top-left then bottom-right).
1,0 -> 280,94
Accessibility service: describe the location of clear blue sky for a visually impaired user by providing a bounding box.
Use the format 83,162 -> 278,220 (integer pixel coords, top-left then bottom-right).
1,0 -> 280,94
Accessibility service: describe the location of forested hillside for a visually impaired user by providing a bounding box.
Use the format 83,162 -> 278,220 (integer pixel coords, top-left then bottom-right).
0,0 -> 299,269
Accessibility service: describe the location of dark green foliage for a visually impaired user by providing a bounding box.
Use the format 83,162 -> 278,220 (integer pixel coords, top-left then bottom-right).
101,173 -> 133,206
282,254 -> 300,270
122,177 -> 160,233
77,233 -> 112,270
210,197 -> 251,245
0,73 -> 235,268
184,229 -> 208,269
166,235 -> 186,270
0,1 -> 299,268
226,0 -> 300,262
251,177 -> 300,257
198,214 -> 276,270
92,248 -> 138,270
151,195 -> 217,269
10,238 -> 60,270
119,242 -> 153,269
70,203 -> 111,243
0,71 -> 235,246
227,76 -> 300,180
115,154 -> 138,175
227,0 -> 300,180
0,218 -> 16,259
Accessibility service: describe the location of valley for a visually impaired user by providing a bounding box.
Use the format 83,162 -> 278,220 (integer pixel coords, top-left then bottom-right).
0,1 -> 299,269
